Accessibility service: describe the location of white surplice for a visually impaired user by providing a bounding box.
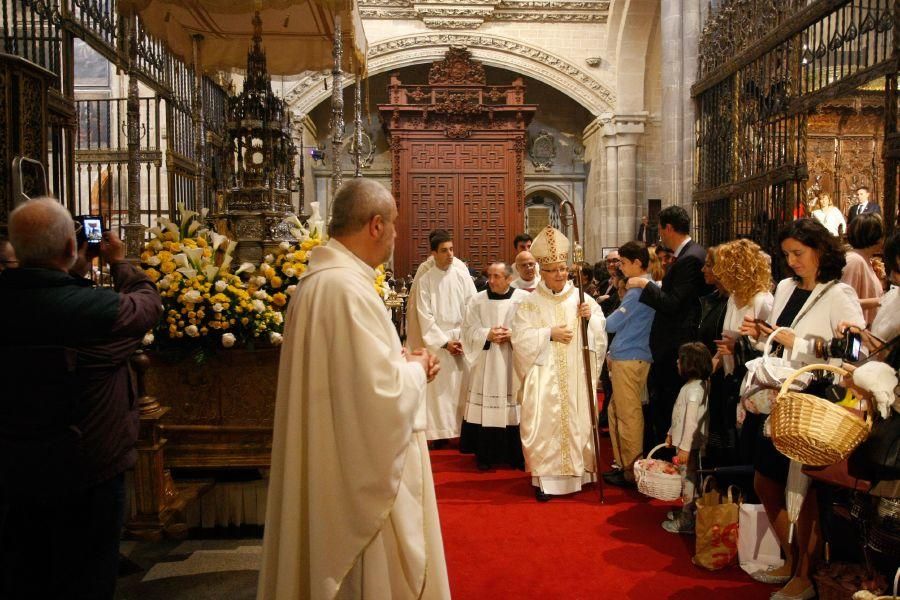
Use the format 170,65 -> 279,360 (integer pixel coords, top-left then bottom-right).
405,256 -> 470,352
416,263 -> 477,439
461,288 -> 530,428
511,281 -> 608,495
510,277 -> 537,292
257,239 -> 450,600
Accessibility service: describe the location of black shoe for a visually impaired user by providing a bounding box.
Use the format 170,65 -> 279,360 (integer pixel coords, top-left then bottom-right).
602,470 -> 635,488
430,439 -> 448,450
534,487 -> 551,502
477,461 -> 491,471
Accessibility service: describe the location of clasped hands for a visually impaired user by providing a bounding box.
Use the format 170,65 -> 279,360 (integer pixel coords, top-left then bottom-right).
487,326 -> 511,345
403,348 -> 441,383
550,303 -> 591,344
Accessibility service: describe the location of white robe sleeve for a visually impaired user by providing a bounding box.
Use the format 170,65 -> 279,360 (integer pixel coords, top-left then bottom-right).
461,295 -> 489,366
416,274 -> 451,351
789,284 -> 865,362
511,300 -> 551,381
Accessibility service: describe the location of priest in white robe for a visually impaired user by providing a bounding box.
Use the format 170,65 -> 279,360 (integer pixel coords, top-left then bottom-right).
511,226 -> 608,502
416,231 -> 478,442
258,179 -> 450,600
405,230 -> 471,354
459,261 -> 529,470
510,250 -> 538,292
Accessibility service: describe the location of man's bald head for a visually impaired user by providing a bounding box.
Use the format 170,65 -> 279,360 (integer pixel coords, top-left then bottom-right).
328,179 -> 395,238
9,197 -> 76,270
514,250 -> 537,281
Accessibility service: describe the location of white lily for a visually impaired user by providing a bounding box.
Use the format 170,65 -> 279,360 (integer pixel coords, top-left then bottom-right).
220,255 -> 234,272
203,265 -> 219,281
236,262 -> 256,275
187,220 -> 203,236
176,266 -> 198,279
209,232 -> 228,252
174,253 -> 191,269
184,247 -> 205,268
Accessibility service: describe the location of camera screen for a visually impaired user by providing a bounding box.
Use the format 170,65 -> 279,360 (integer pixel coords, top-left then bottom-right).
849,336 -> 861,362
83,218 -> 103,244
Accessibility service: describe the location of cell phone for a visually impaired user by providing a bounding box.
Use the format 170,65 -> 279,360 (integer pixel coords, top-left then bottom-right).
755,318 -> 774,330
75,215 -> 104,246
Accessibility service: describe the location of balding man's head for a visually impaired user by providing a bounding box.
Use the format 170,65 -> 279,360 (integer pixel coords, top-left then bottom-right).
328,179 -> 395,238
9,197 -> 77,270
327,179 -> 398,267
514,250 -> 537,281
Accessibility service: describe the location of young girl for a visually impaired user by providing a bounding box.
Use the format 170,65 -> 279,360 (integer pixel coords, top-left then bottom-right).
663,342 -> 713,534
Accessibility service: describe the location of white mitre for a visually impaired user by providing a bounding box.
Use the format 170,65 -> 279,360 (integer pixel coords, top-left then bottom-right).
530,225 -> 570,265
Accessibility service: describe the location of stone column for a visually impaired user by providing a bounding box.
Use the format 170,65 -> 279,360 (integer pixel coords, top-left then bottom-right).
603,120 -> 618,248
582,116 -> 604,260
661,0 -> 701,210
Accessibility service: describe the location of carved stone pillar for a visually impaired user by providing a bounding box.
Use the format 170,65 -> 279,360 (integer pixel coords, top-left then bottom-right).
582,116 -> 604,259
598,113 -> 646,248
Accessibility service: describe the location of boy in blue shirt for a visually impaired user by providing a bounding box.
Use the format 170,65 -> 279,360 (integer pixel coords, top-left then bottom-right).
602,241 -> 656,487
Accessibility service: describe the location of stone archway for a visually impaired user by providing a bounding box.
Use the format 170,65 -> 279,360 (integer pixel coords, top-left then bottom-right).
284,33 -> 616,117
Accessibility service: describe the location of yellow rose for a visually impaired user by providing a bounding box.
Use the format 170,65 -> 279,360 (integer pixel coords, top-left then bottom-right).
272,293 -> 287,307
270,276 -> 283,288
195,237 -> 208,248
161,261 -> 176,274
145,268 -> 161,282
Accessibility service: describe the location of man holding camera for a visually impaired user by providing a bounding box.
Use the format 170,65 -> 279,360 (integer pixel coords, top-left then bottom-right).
0,198 -> 162,599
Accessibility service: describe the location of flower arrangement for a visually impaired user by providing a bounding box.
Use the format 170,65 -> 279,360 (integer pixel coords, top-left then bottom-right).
140,202 -> 391,355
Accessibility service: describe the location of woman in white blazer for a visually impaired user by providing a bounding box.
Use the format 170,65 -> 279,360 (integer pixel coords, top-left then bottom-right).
740,218 -> 865,600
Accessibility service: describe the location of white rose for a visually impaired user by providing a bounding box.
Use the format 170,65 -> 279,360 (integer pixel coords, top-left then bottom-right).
254,276 -> 267,287
273,312 -> 283,325
221,333 -> 236,348
286,285 -> 297,296
284,268 -> 296,278
212,302 -> 224,313
158,277 -> 171,290
269,332 -> 283,345
215,280 -> 228,292
142,332 -> 155,346
185,324 -> 199,337
279,241 -> 291,251
264,254 -> 275,264
146,256 -> 161,266
252,299 -> 266,313
148,239 -> 163,251
183,289 -> 202,303
253,290 -> 268,300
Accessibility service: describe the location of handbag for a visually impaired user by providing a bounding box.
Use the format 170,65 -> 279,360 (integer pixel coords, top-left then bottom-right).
855,409 -> 900,480
693,477 -> 741,571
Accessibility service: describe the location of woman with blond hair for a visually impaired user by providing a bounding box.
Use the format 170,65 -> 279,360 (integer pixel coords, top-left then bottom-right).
710,239 -> 774,467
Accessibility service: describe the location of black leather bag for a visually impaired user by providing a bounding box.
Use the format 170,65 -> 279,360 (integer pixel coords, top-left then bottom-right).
855,411 -> 900,480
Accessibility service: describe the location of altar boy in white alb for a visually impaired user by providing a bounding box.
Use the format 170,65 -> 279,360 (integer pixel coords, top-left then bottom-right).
416,230 -> 478,441
512,226 -> 607,502
459,261 -> 529,470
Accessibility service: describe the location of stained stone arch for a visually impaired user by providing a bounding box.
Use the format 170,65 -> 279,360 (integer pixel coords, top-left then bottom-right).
284,33 -> 616,116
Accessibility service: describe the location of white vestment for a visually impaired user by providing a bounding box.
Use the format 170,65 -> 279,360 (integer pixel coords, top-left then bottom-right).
510,277 -> 537,292
258,239 -> 450,600
511,281 -> 608,495
461,288 -> 529,428
416,264 -> 477,439
405,256 -> 470,351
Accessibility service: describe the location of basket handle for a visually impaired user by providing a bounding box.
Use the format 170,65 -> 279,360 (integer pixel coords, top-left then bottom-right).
892,566 -> 899,598
646,443 -> 670,460
777,362 -> 850,397
725,484 -> 743,505
701,475 -> 717,495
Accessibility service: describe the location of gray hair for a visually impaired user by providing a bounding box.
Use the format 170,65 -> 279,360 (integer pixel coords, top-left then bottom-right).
327,179 -> 394,237
488,261 -> 514,278
8,197 -> 76,268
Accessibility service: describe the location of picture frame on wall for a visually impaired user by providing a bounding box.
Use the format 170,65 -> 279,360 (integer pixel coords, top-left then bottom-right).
601,247 -> 618,258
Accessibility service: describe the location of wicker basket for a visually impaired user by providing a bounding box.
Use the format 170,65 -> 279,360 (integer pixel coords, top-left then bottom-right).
634,443 -> 683,502
771,363 -> 871,466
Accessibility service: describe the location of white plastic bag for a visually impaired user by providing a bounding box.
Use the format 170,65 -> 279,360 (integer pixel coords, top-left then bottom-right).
738,503 -> 784,575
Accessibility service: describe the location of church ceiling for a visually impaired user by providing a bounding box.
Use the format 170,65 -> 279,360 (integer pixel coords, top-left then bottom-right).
358,0 -> 610,29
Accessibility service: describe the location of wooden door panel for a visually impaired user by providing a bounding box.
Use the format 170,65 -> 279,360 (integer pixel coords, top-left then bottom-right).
457,143 -> 508,171
408,142 -> 458,170
407,174 -> 457,270
459,174 -> 509,268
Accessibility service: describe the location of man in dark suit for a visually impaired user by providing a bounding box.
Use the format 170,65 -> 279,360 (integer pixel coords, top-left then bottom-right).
636,215 -> 654,245
624,205 -> 708,447
847,186 -> 881,223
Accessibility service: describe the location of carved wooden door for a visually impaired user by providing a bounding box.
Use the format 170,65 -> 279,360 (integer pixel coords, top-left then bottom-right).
395,138 -> 519,276
379,48 -> 536,276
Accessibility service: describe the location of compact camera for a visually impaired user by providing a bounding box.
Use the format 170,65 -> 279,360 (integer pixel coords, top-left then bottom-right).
74,215 -> 104,247
814,329 -> 862,362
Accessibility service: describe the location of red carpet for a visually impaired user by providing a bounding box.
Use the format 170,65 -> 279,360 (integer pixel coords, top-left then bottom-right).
431,440 -> 773,599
